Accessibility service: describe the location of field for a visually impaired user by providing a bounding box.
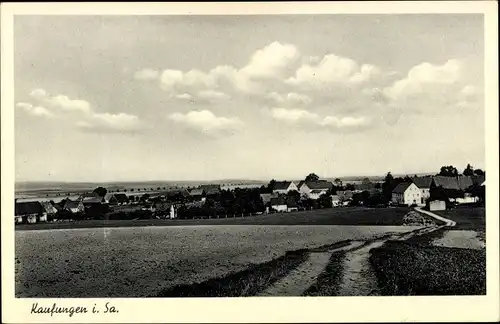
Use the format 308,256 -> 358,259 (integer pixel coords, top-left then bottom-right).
15,207 -> 411,231
434,207 -> 485,230
15,225 -> 416,297
369,206 -> 486,295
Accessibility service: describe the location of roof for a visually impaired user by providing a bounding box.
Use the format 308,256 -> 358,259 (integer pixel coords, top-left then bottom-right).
392,182 -> 412,194
470,175 -> 485,186
113,193 -> 129,202
15,201 -> 43,216
64,199 -> 83,209
40,201 -> 58,214
104,193 -> 117,201
432,176 -> 473,190
273,181 -> 293,191
412,176 -> 433,189
260,193 -> 277,204
302,180 -> 333,190
331,195 -> 340,201
310,189 -> 327,194
190,188 -> 204,196
81,192 -> 103,203
355,183 -> 376,191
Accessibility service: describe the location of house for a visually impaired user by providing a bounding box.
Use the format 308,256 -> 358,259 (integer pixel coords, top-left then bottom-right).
40,201 -> 58,215
309,189 -> 328,200
260,193 -> 278,204
199,184 -> 221,196
412,176 -> 433,203
270,197 -> 288,212
80,192 -> 104,207
299,180 -> 333,199
63,199 -> 85,214
432,175 -> 474,191
189,188 -> 205,199
114,193 -> 129,205
15,201 -> 47,224
391,182 -> 423,206
272,181 -> 298,194
103,193 -> 119,205
331,195 -> 340,207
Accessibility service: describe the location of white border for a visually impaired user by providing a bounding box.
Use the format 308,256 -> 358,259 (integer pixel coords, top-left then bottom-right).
2,2 -> 499,323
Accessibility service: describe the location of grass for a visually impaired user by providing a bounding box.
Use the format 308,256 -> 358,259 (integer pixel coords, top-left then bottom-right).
156,250 -> 309,297
302,251 -> 346,296
369,240 -> 486,295
433,207 -> 485,231
15,206 -> 411,231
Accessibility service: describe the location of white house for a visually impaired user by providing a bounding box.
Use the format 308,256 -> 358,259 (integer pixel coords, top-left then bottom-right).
412,176 -> 433,204
270,197 -> 288,212
272,181 -> 298,194
391,182 -> 423,206
299,180 -> 333,200
331,195 -> 340,207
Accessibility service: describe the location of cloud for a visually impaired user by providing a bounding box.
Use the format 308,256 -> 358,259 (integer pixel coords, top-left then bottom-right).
240,41 -> 299,79
16,102 -> 53,118
20,88 -> 143,134
383,59 -> 462,101
169,110 -> 243,136
197,90 -> 231,101
134,68 -> 160,81
77,112 -> 142,134
286,54 -> 381,88
268,107 -> 372,132
175,93 -> 194,100
137,41 -> 299,97
266,92 -> 312,106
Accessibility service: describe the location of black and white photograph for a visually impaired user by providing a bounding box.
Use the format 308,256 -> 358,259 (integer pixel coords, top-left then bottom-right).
1,1 -> 499,323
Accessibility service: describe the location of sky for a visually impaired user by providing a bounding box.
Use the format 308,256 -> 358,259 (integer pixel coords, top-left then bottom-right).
14,14 -> 485,182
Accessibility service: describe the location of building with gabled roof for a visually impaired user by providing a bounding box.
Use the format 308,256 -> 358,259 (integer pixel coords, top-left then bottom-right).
272,181 -> 298,194
299,180 -> 333,199
391,182 -> 423,206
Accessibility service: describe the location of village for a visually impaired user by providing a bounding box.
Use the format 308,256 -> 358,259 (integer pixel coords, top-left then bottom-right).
14,164 -> 486,226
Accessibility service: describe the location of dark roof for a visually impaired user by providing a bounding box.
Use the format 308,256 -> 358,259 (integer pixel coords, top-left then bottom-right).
64,199 -> 83,209
260,193 -> 277,204
470,175 -> 485,186
392,182 -> 412,194
412,176 -> 433,189
302,180 -> 333,190
190,188 -> 204,196
432,176 -> 473,190
40,201 -> 58,214
273,181 -> 293,190
15,201 -> 43,216
355,183 -> 376,191
114,193 -> 129,203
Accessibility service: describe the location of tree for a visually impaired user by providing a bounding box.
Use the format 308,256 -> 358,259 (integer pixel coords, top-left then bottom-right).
287,190 -> 301,203
318,193 -> 333,209
305,173 -> 320,182
92,187 -> 107,198
439,165 -> 458,177
267,179 -> 277,193
334,178 -> 343,187
362,177 -> 371,185
474,169 -> 484,176
463,164 -> 474,176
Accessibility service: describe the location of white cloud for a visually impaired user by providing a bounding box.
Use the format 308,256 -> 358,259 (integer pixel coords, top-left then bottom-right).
266,92 -> 312,106
240,41 -> 299,79
16,102 -> 53,118
47,95 -> 92,114
175,93 -> 193,100
77,112 -> 142,133
197,90 -> 231,101
268,107 -> 371,132
134,68 -> 160,81
29,88 -> 47,100
286,54 -> 380,87
383,59 -> 462,101
169,110 -> 243,136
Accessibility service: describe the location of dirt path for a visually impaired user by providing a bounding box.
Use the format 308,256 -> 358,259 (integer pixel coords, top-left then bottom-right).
257,241 -> 365,296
